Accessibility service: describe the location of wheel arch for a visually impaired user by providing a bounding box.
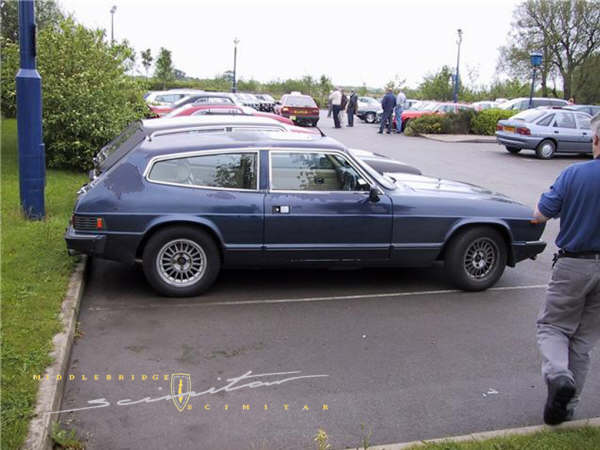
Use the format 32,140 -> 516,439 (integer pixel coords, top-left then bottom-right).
136,217 -> 224,262
438,219 -> 516,267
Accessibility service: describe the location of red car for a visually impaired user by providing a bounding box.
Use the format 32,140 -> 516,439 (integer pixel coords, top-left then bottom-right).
274,93 -> 320,127
397,102 -> 474,130
164,104 -> 319,134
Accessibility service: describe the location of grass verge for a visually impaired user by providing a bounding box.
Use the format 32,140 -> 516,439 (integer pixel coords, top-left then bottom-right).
1,118 -> 86,449
407,425 -> 600,449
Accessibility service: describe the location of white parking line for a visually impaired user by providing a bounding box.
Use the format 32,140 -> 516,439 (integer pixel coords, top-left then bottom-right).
88,284 -> 547,312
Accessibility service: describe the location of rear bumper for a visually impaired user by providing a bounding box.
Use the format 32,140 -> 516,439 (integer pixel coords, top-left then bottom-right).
495,132 -> 540,149
65,226 -> 140,264
512,240 -> 547,264
65,227 -> 106,256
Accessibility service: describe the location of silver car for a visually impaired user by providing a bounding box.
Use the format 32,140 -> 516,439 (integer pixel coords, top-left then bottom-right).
496,108 -> 592,159
356,96 -> 383,123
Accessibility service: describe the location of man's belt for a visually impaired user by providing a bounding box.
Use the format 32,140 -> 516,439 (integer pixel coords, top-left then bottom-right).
558,250 -> 600,259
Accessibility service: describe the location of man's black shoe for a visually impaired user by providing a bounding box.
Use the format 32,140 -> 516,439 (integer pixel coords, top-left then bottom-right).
386,131 -> 391,134
543,376 -> 575,425
377,131 -> 383,134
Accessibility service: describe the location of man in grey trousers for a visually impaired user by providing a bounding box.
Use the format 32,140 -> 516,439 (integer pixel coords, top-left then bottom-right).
532,113 -> 600,425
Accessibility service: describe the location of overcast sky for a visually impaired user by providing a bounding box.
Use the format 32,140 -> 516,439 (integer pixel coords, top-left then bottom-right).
59,0 -> 522,89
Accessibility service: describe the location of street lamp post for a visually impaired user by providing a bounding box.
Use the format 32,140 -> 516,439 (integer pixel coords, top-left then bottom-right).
232,37 -> 239,93
110,5 -> 117,45
452,28 -> 463,103
529,52 -> 543,108
16,0 -> 45,219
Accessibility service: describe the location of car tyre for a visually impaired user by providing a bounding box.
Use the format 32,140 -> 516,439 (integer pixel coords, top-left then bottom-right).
445,227 -> 507,291
365,112 -> 376,123
535,139 -> 556,159
505,146 -> 521,154
142,226 -> 221,297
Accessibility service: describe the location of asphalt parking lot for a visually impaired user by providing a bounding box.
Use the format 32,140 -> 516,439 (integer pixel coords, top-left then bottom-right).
59,111 -> 599,449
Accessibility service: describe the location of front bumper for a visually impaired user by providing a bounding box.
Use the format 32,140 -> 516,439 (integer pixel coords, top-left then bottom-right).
512,240 -> 547,264
495,132 -> 541,150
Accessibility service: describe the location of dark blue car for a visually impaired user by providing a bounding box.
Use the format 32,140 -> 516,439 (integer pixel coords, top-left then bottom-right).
66,130 -> 546,297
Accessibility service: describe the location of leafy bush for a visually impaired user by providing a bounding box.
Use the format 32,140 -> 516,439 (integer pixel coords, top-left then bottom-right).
471,108 -> 518,135
447,109 -> 475,134
404,114 -> 451,135
1,19 -> 148,171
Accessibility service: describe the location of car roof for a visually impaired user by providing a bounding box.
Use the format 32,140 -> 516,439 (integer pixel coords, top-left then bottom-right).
141,115 -> 285,131
138,131 -> 345,157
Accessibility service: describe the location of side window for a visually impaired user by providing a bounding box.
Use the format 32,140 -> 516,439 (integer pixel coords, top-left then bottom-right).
555,112 -> 576,128
194,97 -> 209,104
148,153 -> 257,190
536,114 -> 554,127
208,97 -> 233,104
270,152 -> 369,192
575,114 -> 591,130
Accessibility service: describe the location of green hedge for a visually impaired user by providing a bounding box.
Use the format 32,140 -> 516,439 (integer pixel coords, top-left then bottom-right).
405,108 -> 518,136
471,108 -> 518,135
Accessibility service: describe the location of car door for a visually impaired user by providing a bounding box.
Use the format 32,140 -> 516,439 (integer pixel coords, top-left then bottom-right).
552,111 -> 580,152
264,149 -> 393,263
575,113 -> 593,153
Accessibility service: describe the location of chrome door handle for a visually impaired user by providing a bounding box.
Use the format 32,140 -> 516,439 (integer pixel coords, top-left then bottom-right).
272,205 -> 290,214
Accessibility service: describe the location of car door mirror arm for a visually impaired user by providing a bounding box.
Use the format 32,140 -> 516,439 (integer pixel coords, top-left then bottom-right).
368,186 -> 380,203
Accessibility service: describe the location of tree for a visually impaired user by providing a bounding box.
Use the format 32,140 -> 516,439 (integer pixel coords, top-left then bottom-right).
141,48 -> 153,78
1,18 -> 147,170
154,47 -> 174,89
418,66 -> 454,100
0,0 -> 63,43
498,0 -> 600,99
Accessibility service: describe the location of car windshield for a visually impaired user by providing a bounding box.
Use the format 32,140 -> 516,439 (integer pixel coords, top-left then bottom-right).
499,98 -> 524,110
262,95 -> 274,102
97,121 -> 146,171
511,109 -> 547,122
422,102 -> 439,111
284,96 -> 317,107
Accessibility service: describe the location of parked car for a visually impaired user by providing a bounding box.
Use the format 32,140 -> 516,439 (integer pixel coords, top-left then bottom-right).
356,96 -> 383,123
564,104 -> 600,117
150,93 -> 241,117
472,101 -> 499,111
145,90 -> 191,105
499,97 -> 568,111
398,102 -> 474,131
274,94 -> 320,126
67,130 -> 546,297
162,104 -> 319,133
348,148 -> 422,176
495,108 -> 592,159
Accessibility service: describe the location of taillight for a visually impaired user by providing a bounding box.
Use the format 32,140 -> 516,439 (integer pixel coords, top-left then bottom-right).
96,218 -> 104,229
496,124 -> 503,131
517,127 -> 531,135
282,107 -> 289,113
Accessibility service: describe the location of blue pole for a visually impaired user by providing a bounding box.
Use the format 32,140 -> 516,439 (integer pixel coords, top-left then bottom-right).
16,0 -> 45,219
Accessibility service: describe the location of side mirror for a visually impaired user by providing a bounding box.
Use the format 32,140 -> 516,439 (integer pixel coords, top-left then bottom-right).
368,186 -> 380,202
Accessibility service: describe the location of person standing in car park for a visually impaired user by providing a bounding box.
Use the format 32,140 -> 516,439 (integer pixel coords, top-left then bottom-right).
339,89 -> 348,126
346,90 -> 358,127
329,87 -> 342,128
395,89 -> 407,133
378,87 -> 396,134
532,113 -> 600,426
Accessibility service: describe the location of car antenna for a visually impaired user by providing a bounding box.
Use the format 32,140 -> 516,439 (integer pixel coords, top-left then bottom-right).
315,126 -> 326,137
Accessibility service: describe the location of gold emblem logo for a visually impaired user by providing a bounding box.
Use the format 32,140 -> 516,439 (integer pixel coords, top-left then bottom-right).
170,373 -> 192,412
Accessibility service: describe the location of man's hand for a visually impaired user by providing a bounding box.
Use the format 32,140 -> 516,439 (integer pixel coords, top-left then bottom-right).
531,206 -> 549,224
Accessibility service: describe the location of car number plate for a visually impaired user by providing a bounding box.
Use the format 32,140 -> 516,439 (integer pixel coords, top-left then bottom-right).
290,115 -> 296,120
504,126 -> 515,133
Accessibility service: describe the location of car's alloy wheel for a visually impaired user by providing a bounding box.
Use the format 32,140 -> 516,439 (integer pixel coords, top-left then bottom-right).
365,112 -> 376,123
156,239 -> 206,287
505,146 -> 521,154
445,227 -> 507,291
536,139 -> 556,159
143,226 -> 220,297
